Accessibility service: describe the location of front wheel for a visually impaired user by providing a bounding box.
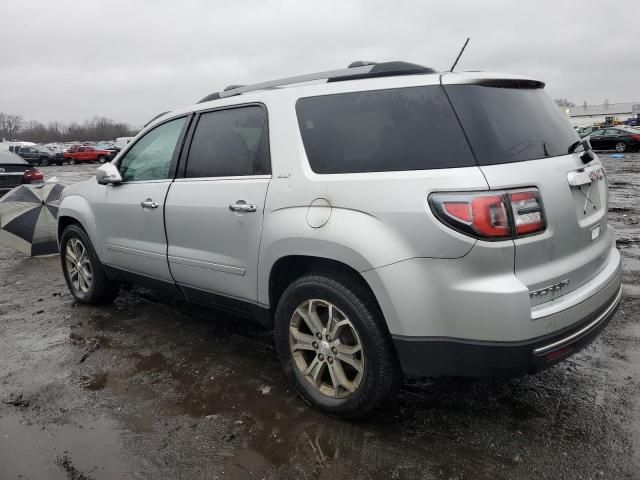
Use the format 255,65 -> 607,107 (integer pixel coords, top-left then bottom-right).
69,158 -> 77,165
60,225 -> 120,305
615,141 -> 627,152
274,272 -> 401,419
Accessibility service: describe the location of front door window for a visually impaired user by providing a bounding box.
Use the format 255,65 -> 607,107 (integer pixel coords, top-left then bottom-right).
119,117 -> 187,182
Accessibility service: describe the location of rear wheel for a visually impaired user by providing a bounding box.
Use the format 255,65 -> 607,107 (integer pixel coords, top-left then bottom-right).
274,272 -> 400,418
60,225 -> 120,305
40,157 -> 50,166
615,141 -> 627,152
97,155 -> 107,164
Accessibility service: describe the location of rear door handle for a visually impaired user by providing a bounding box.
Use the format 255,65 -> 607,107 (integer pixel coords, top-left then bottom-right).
140,199 -> 159,209
229,200 -> 257,213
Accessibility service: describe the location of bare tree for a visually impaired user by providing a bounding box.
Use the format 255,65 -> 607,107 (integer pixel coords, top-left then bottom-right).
583,100 -> 588,110
0,112 -> 7,140
604,99 -> 610,110
3,114 -> 24,140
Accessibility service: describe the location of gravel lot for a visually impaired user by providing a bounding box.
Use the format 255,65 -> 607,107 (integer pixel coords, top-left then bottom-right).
1,155 -> 640,479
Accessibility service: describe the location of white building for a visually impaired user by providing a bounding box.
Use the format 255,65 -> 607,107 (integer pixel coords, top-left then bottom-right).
568,102 -> 640,127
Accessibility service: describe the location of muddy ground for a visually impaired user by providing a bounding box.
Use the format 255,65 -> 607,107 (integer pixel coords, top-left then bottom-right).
1,154 -> 640,480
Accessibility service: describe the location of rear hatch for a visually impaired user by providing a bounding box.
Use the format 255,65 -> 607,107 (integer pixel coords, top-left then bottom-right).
443,76 -> 611,306
0,162 -> 29,192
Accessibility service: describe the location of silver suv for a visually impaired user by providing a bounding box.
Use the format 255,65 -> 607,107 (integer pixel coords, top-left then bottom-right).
57,61 -> 622,418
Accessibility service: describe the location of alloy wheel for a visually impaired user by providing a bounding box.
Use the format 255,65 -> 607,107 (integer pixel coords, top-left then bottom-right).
289,299 -> 365,399
616,142 -> 627,152
65,238 -> 92,293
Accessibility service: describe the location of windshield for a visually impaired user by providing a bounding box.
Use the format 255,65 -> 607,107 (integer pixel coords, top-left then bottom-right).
444,85 -> 581,165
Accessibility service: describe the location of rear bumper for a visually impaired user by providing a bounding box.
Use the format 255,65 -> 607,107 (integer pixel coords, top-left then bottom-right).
393,275 -> 622,378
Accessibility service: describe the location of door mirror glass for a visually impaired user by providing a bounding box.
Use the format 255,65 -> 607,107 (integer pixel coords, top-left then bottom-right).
96,163 -> 123,185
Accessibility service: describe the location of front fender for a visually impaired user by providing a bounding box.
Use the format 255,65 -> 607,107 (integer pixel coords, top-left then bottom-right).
57,193 -> 104,261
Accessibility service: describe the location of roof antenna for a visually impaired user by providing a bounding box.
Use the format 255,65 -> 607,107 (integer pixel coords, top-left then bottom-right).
450,37 -> 470,72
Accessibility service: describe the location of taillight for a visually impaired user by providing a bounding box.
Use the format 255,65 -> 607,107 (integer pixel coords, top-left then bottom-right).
429,189 -> 546,240
23,168 -> 44,184
632,134 -> 640,141
509,191 -> 545,235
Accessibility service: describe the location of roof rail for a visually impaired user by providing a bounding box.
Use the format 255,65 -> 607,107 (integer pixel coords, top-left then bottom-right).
144,111 -> 171,128
197,61 -> 436,103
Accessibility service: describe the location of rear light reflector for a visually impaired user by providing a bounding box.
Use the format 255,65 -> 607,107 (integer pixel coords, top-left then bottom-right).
632,134 -> 640,141
429,189 -> 546,240
471,195 -> 511,238
23,168 -> 44,184
509,191 -> 545,235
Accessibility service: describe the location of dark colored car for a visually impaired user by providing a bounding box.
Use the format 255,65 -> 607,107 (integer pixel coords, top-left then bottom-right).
0,151 -> 44,197
14,145 -> 62,166
587,127 -> 640,152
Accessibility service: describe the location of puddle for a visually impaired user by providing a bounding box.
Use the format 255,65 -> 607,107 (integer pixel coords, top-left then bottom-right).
0,414 -> 129,479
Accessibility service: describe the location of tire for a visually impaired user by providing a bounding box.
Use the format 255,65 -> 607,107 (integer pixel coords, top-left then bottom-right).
40,157 -> 50,166
60,224 -> 120,305
274,271 -> 401,419
69,158 -> 77,165
615,141 -> 627,152
97,155 -> 107,164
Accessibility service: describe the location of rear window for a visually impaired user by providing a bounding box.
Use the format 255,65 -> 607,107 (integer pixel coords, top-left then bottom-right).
0,151 -> 27,164
444,85 -> 580,165
296,86 -> 475,174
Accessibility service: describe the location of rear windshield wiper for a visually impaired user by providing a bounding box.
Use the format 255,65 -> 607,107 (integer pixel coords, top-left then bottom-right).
568,140 -> 583,154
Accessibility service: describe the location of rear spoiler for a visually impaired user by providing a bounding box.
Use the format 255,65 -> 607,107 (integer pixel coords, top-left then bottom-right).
472,78 -> 545,89
440,72 -> 545,89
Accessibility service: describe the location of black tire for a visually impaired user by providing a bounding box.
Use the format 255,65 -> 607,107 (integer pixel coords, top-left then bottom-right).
97,155 -> 107,164
40,157 -> 50,166
274,271 -> 401,419
615,141 -> 627,153
69,158 -> 77,165
60,224 -> 120,305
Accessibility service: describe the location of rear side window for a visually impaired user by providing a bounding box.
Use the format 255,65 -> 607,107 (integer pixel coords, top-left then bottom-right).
445,85 -> 580,165
185,105 -> 270,178
296,86 -> 474,174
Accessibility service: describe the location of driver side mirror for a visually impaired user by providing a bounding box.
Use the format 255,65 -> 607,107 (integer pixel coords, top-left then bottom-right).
96,162 -> 122,185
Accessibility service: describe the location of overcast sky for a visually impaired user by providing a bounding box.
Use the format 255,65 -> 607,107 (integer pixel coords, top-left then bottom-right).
1,0 -> 638,127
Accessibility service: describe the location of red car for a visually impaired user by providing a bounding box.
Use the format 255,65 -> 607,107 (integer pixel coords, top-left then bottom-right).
64,146 -> 114,164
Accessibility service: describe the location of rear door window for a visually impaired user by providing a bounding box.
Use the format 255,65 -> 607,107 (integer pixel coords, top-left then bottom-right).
445,85 -> 581,165
296,86 -> 474,174
184,105 -> 270,178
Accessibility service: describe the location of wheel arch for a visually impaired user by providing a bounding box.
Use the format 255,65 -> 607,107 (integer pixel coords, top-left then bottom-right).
264,254 -> 399,338
57,195 -> 104,261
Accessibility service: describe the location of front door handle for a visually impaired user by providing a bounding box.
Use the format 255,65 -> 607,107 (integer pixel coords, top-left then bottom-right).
229,200 -> 257,213
140,198 -> 159,209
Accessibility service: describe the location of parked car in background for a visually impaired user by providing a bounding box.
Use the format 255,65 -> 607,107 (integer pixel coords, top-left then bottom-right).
57,62 -> 622,418
0,151 -> 44,197
64,146 -> 114,164
587,127 -> 640,152
15,145 -> 60,166
115,136 -> 134,150
44,145 -> 65,164
95,142 -> 121,156
576,126 -> 597,138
